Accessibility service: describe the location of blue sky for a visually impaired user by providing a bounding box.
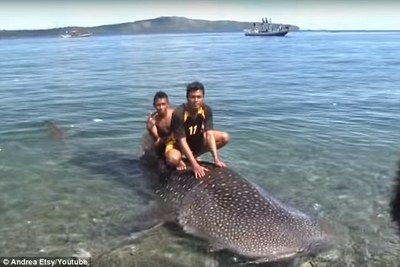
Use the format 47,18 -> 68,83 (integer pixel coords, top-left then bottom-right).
1,0 -> 399,30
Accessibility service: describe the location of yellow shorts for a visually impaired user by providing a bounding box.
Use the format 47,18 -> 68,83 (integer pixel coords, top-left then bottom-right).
165,136 -> 177,153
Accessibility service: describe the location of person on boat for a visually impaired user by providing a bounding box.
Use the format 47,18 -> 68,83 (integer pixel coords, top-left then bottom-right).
165,81 -> 229,179
146,91 -> 174,157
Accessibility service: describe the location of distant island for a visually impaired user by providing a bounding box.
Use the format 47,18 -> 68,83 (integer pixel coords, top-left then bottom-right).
0,16 -> 299,38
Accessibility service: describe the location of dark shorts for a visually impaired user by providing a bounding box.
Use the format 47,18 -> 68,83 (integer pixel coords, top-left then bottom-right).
165,133 -> 206,156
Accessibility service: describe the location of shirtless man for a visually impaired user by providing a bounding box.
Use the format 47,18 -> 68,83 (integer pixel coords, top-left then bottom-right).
146,91 -> 174,156
165,81 -> 229,179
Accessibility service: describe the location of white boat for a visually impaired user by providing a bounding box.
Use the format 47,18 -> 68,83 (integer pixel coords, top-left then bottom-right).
61,29 -> 92,38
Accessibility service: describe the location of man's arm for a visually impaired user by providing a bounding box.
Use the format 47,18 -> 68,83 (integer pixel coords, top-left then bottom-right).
204,105 -> 226,168
205,130 -> 226,168
147,113 -> 161,145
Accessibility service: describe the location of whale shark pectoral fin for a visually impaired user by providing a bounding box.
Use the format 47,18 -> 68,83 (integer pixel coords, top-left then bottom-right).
208,240 -> 228,252
247,250 -> 300,264
137,205 -> 177,226
128,222 -> 165,241
116,205 -> 177,237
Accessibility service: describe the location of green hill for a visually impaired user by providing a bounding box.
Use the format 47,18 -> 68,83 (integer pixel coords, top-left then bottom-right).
0,16 -> 299,38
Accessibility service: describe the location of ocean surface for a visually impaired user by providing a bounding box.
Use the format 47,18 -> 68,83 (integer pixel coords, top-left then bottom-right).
1,31 -> 400,266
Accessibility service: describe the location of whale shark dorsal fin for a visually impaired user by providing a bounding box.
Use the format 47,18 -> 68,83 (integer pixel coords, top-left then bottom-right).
44,120 -> 65,140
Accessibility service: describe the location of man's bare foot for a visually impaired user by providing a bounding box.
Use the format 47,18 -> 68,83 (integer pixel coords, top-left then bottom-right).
177,160 -> 186,170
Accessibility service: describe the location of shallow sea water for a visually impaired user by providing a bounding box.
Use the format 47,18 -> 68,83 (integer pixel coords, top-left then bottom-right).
1,31 -> 400,266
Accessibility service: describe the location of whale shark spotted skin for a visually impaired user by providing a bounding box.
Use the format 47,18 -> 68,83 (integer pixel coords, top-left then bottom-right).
143,155 -> 330,263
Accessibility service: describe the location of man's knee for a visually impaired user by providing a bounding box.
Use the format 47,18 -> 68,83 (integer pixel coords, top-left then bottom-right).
221,132 -> 230,144
165,149 -> 181,167
216,131 -> 230,148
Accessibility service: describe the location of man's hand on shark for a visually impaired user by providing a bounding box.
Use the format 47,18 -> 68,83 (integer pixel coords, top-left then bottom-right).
193,164 -> 209,179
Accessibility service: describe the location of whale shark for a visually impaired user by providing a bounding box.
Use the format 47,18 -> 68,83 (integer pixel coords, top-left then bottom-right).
44,123 -> 331,263
141,150 -> 331,263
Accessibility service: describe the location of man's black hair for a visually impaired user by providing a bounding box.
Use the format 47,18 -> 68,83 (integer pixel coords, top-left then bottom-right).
153,91 -> 169,106
186,81 -> 205,99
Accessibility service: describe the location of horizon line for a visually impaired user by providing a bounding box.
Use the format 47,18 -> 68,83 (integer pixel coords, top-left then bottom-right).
1,16 -> 398,32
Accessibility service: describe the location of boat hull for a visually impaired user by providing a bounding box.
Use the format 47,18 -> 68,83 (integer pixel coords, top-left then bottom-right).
245,30 -> 288,37
61,33 -> 92,38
